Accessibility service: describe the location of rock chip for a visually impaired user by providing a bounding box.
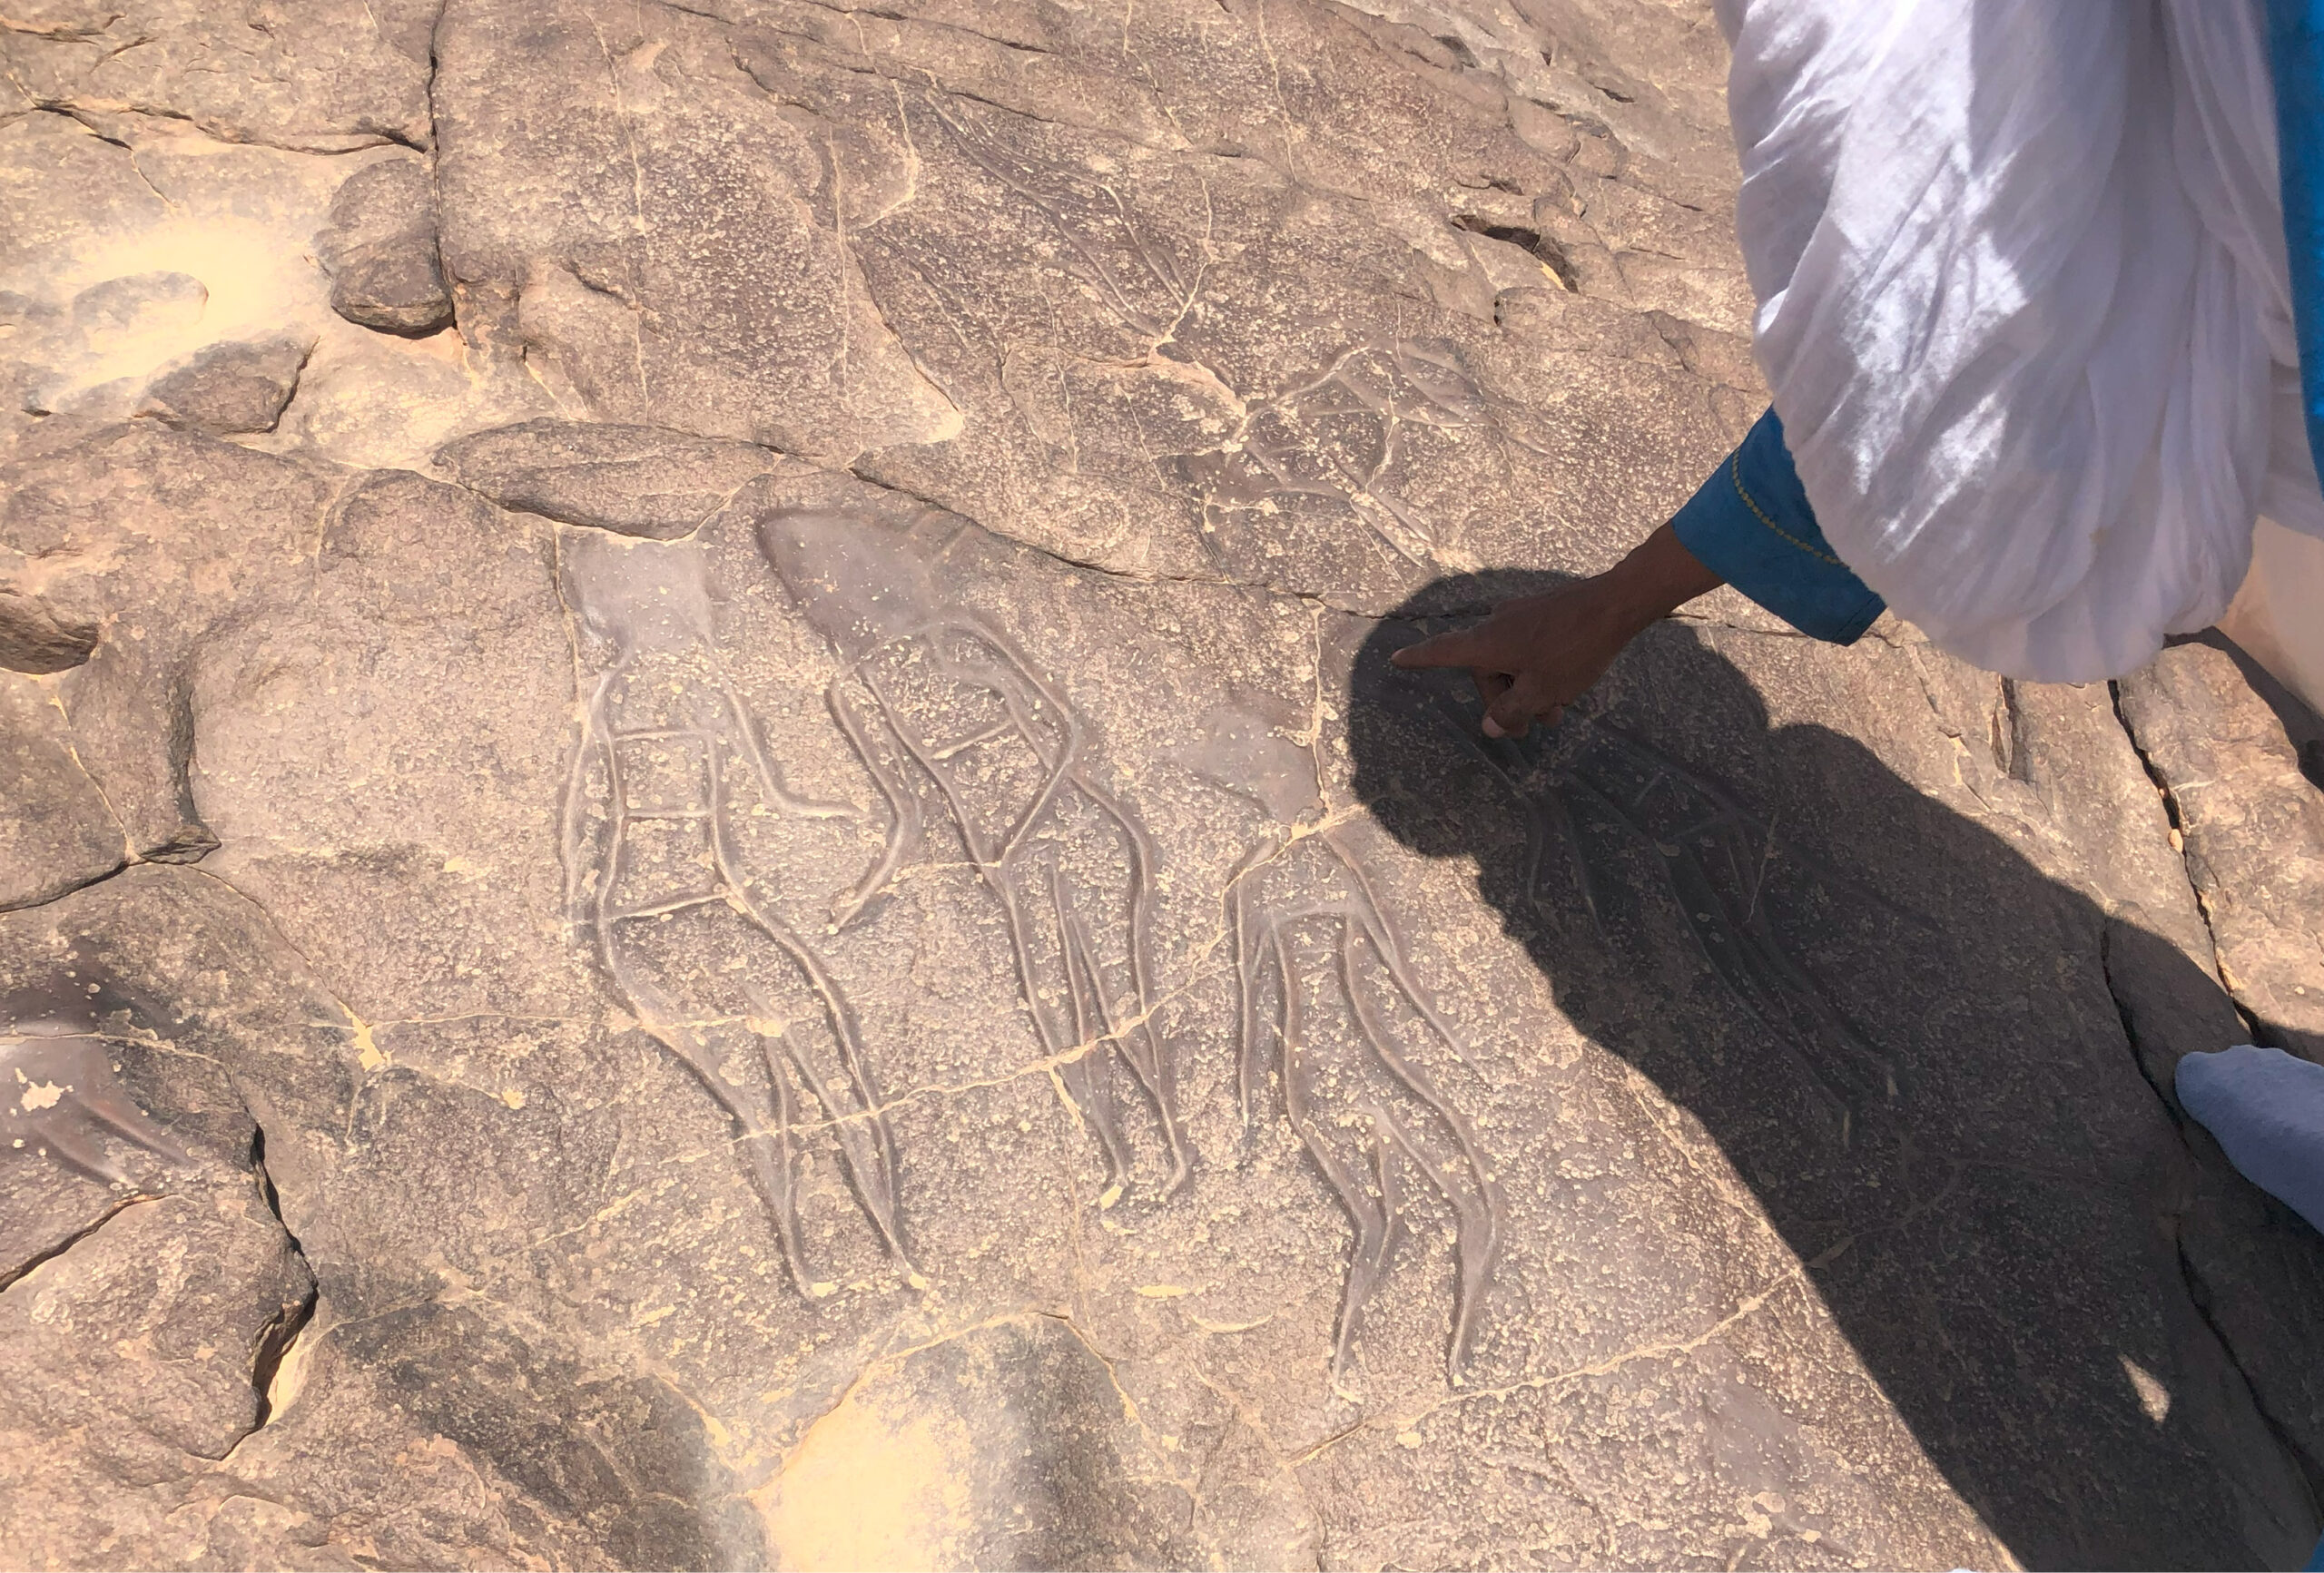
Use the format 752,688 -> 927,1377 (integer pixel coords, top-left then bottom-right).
138,335 -> 311,435
318,157 -> 456,338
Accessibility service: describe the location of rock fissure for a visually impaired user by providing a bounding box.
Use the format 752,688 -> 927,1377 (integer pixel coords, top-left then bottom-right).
2175,1234 -> 2324,1511
2109,677 -> 2246,1022
0,1193 -> 154,1294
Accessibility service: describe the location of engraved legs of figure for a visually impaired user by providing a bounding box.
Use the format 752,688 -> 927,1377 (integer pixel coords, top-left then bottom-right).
1201,706 -> 1504,1390
1441,699 -> 1901,1145
759,510 -> 1189,1204
562,536 -> 911,1297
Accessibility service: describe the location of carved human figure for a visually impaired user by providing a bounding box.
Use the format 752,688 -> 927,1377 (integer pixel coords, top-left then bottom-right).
756,508 -> 1189,1204
561,531 -> 911,1296
1436,694 -> 1899,1145
1193,704 -> 1504,1391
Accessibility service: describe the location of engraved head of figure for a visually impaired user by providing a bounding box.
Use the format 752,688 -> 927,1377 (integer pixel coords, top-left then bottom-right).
561,529 -> 719,657
1179,699 -> 1322,826
755,508 -> 938,659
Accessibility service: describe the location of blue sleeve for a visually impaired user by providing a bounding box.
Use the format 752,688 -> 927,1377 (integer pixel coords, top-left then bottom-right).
2270,0 -> 2324,483
1667,408 -> 1886,644
2177,1045 -> 2324,1239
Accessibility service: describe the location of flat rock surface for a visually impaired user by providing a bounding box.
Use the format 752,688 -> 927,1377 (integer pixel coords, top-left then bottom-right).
1,3 -> 2321,1570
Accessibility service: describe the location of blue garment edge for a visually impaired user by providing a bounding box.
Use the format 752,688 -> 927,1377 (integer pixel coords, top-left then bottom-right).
2270,0 -> 2324,485
1667,408 -> 1886,644
2252,19 -> 2324,1568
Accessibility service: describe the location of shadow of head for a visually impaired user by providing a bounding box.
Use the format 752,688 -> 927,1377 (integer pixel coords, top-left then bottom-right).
1344,572 -> 2319,1569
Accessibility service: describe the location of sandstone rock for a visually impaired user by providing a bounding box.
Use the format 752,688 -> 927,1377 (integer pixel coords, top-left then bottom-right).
318,157 -> 457,338
1,423 -> 340,860
2,0 -> 2322,1568
428,0 -> 1742,604
0,957 -> 316,1563
0,0 -> 431,153
2119,640 -> 2324,1064
138,335 -> 311,435
0,673 -> 122,910
437,419 -> 787,537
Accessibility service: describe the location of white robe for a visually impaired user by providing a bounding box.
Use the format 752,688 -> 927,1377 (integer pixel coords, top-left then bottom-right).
1718,0 -> 2324,713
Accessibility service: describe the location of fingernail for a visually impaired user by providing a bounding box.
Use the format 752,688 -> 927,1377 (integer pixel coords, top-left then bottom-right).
1482,716 -> 1505,738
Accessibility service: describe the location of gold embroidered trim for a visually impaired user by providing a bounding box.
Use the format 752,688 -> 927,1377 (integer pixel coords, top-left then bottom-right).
1730,449 -> 1846,566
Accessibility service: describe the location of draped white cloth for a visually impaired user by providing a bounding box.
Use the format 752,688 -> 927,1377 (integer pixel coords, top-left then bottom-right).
1717,0 -> 2324,697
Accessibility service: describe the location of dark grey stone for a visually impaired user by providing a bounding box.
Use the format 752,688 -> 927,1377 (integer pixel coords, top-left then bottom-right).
318,157 -> 456,338
139,336 -> 311,435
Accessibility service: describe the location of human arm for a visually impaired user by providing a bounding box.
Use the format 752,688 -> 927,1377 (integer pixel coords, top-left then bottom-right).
1394,408 -> 1886,737
1390,523 -> 1722,738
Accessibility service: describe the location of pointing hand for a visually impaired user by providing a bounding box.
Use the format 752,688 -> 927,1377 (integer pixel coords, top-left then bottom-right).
1391,523 -> 1723,738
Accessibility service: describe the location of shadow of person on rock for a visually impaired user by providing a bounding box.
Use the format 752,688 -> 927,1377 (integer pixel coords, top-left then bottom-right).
1348,572 -> 2324,1571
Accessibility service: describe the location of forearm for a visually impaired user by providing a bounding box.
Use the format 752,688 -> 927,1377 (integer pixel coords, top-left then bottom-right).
1592,521 -> 1726,636
1666,409 -> 1886,644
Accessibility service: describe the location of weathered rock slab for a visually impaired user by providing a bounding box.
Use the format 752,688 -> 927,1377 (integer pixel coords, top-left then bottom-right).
138,335 -> 311,435
3,0 -> 2323,1568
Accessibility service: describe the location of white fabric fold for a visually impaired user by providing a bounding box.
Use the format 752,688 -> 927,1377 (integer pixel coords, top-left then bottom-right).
1718,0 -> 2323,681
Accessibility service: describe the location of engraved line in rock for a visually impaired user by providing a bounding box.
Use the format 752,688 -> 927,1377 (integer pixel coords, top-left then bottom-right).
1227,812 -> 1504,1388
563,544 -> 911,1297
824,680 -> 924,929
759,509 -> 1190,1198
1442,695 -> 1900,1144
858,630 -> 1187,1194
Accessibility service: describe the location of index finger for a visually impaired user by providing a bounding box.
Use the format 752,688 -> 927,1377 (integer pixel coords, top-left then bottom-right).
1390,625 -> 1488,670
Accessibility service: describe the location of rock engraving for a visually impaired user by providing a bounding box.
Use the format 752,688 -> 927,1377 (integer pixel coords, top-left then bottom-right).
560,533 -> 911,1296
927,103 -> 1204,349
1181,340 -> 1547,572
1199,706 -> 1503,1388
1443,698 -> 1902,1143
758,509 -> 1191,1204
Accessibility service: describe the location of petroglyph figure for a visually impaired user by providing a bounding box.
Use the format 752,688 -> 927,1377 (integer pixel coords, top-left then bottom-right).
927,102 -> 1204,346
1182,340 -> 1549,570
560,531 -> 911,1296
917,112 -> 1519,580
757,509 -> 1189,1204
1194,704 -> 1502,1390
1438,696 -> 1902,1145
